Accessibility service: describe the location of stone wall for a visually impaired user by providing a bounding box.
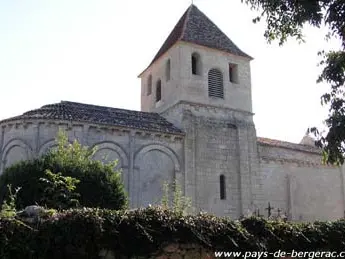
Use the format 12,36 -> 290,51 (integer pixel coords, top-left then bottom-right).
258,143 -> 345,221
140,45 -> 182,114
187,113 -> 241,217
0,119 -> 184,208
100,243 -> 214,259
1,111 -> 344,221
140,41 -> 253,115
177,42 -> 253,113
161,101 -> 262,218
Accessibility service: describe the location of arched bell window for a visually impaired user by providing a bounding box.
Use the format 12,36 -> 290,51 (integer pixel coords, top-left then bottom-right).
208,68 -> 224,99
191,52 -> 201,75
147,75 -> 152,95
166,59 -> 171,81
156,79 -> 162,102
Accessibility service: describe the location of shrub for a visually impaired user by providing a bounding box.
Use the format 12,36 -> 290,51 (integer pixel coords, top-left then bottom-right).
1,207 -> 345,259
160,180 -> 192,215
0,185 -> 20,218
0,130 -> 127,210
39,170 -> 80,210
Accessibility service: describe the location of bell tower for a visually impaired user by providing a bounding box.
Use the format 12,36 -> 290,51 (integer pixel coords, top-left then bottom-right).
138,4 -> 262,218
138,4 -> 254,115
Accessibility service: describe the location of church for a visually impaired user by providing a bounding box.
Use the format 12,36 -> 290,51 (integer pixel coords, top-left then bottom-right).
0,4 -> 344,221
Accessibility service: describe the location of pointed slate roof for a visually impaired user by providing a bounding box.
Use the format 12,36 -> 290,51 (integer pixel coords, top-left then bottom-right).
143,4 -> 252,73
0,101 -> 184,135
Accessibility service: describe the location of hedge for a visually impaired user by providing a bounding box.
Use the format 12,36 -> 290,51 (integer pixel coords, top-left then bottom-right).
1,207 -> 345,259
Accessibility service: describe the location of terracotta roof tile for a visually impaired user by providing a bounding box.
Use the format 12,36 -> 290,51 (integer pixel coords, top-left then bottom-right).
0,101 -> 184,135
257,137 -> 321,154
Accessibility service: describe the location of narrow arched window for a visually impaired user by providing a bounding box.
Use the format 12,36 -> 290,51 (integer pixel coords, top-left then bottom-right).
147,75 -> 152,95
208,68 -> 224,99
166,59 -> 171,81
229,63 -> 239,83
191,52 -> 201,75
156,79 -> 161,102
192,56 -> 197,74
220,175 -> 226,200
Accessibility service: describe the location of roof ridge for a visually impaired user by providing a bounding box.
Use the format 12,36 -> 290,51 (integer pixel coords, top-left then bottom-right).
196,9 -> 245,54
257,137 -> 297,145
257,137 -> 320,153
179,4 -> 193,41
59,101 -> 157,115
257,137 -> 299,145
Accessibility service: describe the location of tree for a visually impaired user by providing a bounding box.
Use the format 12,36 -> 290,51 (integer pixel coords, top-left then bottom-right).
39,170 -> 80,210
0,130 -> 128,210
241,0 -> 345,165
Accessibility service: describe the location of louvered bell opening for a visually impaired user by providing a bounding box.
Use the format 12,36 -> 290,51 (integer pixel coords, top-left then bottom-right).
208,69 -> 224,99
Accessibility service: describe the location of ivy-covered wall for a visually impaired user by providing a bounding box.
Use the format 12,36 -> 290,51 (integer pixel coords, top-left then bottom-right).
1,207 -> 345,259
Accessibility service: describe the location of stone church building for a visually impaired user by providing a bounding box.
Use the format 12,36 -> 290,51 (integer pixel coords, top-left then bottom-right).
0,4 -> 343,221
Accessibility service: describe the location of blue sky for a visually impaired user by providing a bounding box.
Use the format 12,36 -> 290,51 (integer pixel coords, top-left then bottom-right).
0,0 -> 341,143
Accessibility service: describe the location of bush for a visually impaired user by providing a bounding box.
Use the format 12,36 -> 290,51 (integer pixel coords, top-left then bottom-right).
160,180 -> 192,215
0,131 -> 127,210
39,170 -> 81,210
0,185 -> 20,218
1,207 -> 345,259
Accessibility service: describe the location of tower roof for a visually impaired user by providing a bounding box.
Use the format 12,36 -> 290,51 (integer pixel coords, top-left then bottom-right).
141,4 -> 252,75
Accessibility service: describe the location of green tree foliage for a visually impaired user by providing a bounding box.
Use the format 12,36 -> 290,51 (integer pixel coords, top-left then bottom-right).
241,0 -> 345,165
0,130 -> 127,210
0,185 -> 20,218
160,180 -> 192,215
39,170 -> 80,210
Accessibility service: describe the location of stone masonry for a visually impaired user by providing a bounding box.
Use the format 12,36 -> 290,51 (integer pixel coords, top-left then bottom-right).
0,119 -> 184,209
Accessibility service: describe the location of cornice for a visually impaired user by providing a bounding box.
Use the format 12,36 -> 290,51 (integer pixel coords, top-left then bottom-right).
161,100 -> 254,116
0,119 -> 186,140
260,156 -> 336,168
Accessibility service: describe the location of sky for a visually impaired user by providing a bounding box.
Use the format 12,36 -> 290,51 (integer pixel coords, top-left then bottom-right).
0,0 -> 342,143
